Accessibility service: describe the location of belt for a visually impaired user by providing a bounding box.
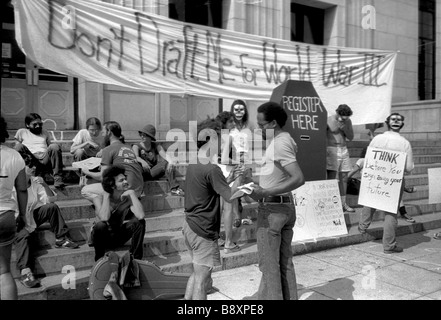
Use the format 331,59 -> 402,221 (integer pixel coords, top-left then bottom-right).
259,195 -> 292,204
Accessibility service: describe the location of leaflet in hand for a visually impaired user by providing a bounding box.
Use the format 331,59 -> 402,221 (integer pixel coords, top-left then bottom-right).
230,182 -> 255,200
72,157 -> 101,171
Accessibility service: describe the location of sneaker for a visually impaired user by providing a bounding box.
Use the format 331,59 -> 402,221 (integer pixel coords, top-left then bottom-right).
170,187 -> 185,196
54,175 -> 65,188
55,238 -> 79,249
384,246 -> 403,254
20,272 -> 40,288
401,214 -> 415,223
343,203 -> 355,213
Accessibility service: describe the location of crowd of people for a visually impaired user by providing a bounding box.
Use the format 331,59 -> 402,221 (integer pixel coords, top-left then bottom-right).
0,97 -> 437,300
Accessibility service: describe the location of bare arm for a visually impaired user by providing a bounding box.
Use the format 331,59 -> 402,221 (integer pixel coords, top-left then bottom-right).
92,192 -> 112,222
255,162 -> 305,199
121,190 -> 145,220
341,119 -> 354,141
14,169 -> 28,223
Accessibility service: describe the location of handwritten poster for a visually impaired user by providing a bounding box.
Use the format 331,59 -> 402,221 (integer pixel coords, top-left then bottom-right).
13,0 -> 397,124
428,168 -> 441,204
292,180 -> 347,242
358,147 -> 406,213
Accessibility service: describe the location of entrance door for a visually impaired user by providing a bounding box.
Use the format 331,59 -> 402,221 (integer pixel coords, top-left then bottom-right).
1,4 -> 74,130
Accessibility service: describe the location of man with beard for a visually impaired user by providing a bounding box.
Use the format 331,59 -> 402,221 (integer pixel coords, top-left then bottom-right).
88,165 -> 145,261
14,113 -> 65,188
81,121 -> 144,203
358,113 -> 414,254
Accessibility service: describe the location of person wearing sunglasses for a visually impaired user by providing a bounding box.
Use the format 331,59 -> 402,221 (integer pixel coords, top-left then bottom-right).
14,113 -> 66,188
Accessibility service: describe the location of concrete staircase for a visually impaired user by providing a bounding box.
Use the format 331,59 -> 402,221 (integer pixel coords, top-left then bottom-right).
5,131 -> 441,300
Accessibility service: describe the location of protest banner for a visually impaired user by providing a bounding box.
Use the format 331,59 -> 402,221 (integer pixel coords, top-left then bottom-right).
292,180 -> 347,242
13,0 -> 397,124
428,168 -> 441,204
358,147 -> 406,213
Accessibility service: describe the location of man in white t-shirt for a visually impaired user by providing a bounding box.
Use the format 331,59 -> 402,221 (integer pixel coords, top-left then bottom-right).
255,102 -> 305,300
15,113 -> 65,188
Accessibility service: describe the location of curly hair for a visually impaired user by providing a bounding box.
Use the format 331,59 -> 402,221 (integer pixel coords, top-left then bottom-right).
257,101 -> 288,128
196,118 -> 222,149
215,111 -> 235,129
336,104 -> 353,117
101,165 -> 126,194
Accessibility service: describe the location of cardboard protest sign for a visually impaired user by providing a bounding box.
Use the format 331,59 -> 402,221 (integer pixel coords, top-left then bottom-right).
358,147 -> 406,213
270,81 -> 328,181
428,168 -> 441,204
292,180 -> 347,242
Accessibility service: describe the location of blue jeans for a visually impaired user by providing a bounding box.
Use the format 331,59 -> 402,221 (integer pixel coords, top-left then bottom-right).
256,203 -> 297,300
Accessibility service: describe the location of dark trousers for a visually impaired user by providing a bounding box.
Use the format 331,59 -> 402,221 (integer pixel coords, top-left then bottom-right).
142,159 -> 179,191
15,203 -> 69,272
92,217 -> 146,261
15,143 -> 63,176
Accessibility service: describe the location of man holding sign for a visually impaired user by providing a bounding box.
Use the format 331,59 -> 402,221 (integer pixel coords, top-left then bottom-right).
358,113 -> 414,254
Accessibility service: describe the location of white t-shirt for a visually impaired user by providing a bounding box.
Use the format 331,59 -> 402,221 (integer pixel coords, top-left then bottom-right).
15,128 -> 51,158
259,132 -> 297,190
12,178 -> 57,233
72,129 -> 103,147
0,145 -> 26,215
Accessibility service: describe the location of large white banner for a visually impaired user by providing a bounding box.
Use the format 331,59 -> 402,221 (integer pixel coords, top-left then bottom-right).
292,180 -> 347,242
358,147 -> 406,213
13,0 -> 397,124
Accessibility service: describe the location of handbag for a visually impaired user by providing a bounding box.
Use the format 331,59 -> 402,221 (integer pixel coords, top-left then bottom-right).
347,178 -> 361,195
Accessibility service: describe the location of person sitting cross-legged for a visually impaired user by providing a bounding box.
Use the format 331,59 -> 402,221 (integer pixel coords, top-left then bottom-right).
14,154 -> 79,289
88,165 -> 146,261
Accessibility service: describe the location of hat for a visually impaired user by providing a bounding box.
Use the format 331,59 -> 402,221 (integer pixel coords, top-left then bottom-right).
139,124 -> 156,141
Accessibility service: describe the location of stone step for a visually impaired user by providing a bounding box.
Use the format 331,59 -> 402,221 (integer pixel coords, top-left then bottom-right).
411,163 -> 441,175
16,211 -> 441,300
54,177 -> 186,201
14,196 -> 439,276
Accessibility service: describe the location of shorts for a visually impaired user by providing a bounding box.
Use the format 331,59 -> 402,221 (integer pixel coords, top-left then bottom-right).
0,210 -> 17,247
182,219 -> 221,268
326,146 -> 352,172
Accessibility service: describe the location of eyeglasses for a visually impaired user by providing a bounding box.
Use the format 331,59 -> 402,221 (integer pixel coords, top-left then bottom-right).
389,117 -> 403,122
258,121 -> 271,129
30,122 -> 43,128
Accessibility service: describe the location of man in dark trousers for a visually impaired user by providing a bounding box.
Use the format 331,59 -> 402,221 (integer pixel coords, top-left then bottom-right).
255,102 -> 305,300
88,165 -> 146,261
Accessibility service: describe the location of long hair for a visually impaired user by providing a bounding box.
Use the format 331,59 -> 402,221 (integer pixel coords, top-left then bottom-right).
103,121 -> 124,142
230,99 -> 249,129
25,113 -> 42,126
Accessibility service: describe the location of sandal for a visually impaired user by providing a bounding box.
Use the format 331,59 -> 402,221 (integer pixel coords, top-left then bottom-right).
224,244 -> 241,254
433,232 -> 441,240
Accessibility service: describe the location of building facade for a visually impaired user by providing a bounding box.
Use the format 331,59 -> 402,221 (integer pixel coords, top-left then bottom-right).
1,0 -> 440,140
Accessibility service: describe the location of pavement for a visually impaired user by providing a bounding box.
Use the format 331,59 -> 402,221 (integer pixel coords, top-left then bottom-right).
207,227 -> 441,300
